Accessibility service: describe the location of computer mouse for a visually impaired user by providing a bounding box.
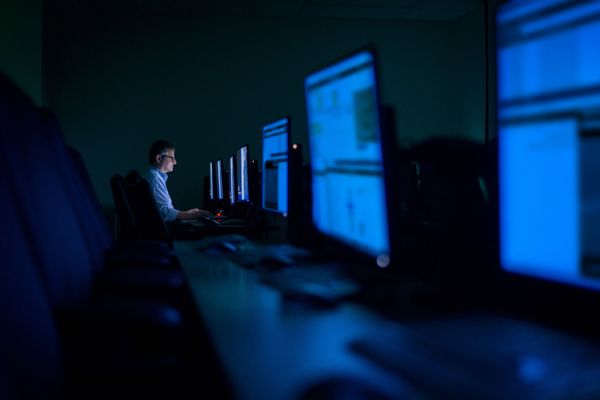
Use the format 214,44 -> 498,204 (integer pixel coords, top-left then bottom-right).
296,375 -> 392,400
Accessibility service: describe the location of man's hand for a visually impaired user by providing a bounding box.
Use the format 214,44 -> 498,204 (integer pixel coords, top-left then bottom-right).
177,208 -> 213,220
193,209 -> 213,218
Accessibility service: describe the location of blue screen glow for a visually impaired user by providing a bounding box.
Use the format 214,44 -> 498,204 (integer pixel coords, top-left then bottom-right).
228,155 -> 236,205
304,50 -> 390,261
216,159 -> 224,200
236,146 -> 249,202
498,0 -> 600,289
261,118 -> 289,215
209,161 -> 215,200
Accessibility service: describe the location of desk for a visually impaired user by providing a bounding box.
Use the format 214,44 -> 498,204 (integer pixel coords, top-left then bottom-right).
174,240 -> 419,400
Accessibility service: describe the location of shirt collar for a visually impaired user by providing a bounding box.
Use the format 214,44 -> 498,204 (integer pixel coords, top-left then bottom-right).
150,165 -> 168,181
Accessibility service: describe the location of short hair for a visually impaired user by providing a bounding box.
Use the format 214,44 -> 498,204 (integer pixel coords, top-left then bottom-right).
148,140 -> 175,164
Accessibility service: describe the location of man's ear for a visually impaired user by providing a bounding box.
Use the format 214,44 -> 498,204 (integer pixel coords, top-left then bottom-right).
155,154 -> 162,164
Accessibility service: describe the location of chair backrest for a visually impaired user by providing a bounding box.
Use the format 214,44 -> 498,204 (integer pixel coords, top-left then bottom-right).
65,144 -> 116,247
38,108 -> 114,270
0,73 -> 63,399
124,169 -> 172,243
0,74 -> 94,311
111,173 -> 139,242
0,175 -> 64,400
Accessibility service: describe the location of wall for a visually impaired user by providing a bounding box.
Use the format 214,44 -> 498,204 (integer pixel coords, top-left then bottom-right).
44,7 -> 484,210
448,6 -> 486,144
0,0 -> 42,104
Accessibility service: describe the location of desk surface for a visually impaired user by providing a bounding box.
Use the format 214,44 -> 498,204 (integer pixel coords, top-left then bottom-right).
174,240 -> 418,400
175,239 -> 600,400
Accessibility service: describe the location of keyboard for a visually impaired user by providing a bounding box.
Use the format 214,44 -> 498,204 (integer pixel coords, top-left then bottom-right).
193,214 -> 250,226
216,217 -> 249,226
198,215 -> 221,226
259,244 -> 313,266
259,263 -> 361,304
349,312 -> 600,400
192,234 -> 250,251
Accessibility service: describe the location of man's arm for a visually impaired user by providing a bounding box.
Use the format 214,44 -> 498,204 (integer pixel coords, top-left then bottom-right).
146,173 -> 211,220
176,208 -> 213,220
147,175 -> 179,221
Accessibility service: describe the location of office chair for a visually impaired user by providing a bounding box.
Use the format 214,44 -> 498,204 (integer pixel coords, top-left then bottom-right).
124,169 -> 205,241
60,144 -> 175,268
0,179 -> 63,399
110,173 -> 139,242
124,170 -> 173,242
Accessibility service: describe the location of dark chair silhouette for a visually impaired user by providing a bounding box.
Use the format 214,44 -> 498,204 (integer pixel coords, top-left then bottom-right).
0,170 -> 62,399
124,169 -> 205,241
0,73 -> 231,399
124,170 -> 174,242
63,144 -> 175,268
110,173 -> 139,243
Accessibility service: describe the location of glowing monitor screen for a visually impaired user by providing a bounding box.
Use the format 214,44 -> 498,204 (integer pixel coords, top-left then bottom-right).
216,159 -> 224,200
228,155 -> 236,205
497,0 -> 600,290
209,161 -> 215,200
236,145 -> 249,202
304,49 -> 390,263
262,117 -> 289,215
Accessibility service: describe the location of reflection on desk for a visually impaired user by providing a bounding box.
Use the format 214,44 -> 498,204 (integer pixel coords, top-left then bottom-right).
174,240 -> 421,400
259,263 -> 361,307
175,239 -> 600,400
193,236 -> 313,270
350,313 -> 600,400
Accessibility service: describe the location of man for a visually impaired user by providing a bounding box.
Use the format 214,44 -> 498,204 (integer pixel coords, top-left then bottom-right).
146,140 -> 211,221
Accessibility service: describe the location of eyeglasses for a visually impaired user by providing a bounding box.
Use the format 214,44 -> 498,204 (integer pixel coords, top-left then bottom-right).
161,154 -> 176,161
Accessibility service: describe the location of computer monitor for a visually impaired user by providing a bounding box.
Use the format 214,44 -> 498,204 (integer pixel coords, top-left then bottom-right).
261,117 -> 290,215
216,159 -> 224,201
304,48 -> 392,268
235,145 -> 250,202
208,161 -> 215,201
497,0 -> 600,291
228,154 -> 236,206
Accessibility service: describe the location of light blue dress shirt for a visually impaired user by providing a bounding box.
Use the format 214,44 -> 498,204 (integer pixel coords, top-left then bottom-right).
146,166 -> 179,221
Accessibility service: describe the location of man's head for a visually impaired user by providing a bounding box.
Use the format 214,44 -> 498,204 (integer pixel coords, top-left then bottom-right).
149,140 -> 177,173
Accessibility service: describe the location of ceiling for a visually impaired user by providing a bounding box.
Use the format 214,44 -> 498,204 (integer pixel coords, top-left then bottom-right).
50,0 -> 484,21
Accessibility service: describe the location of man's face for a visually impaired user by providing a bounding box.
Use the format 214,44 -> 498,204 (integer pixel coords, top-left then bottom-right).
158,148 -> 177,173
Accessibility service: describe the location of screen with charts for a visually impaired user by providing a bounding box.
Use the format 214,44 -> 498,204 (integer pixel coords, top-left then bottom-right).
236,145 -> 250,202
262,117 -> 289,215
228,155 -> 236,205
304,49 -> 390,265
497,0 -> 600,290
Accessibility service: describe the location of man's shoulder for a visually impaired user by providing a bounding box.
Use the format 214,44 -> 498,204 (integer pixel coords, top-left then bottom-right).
146,167 -> 168,190
144,168 -> 159,183
146,167 -> 159,178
